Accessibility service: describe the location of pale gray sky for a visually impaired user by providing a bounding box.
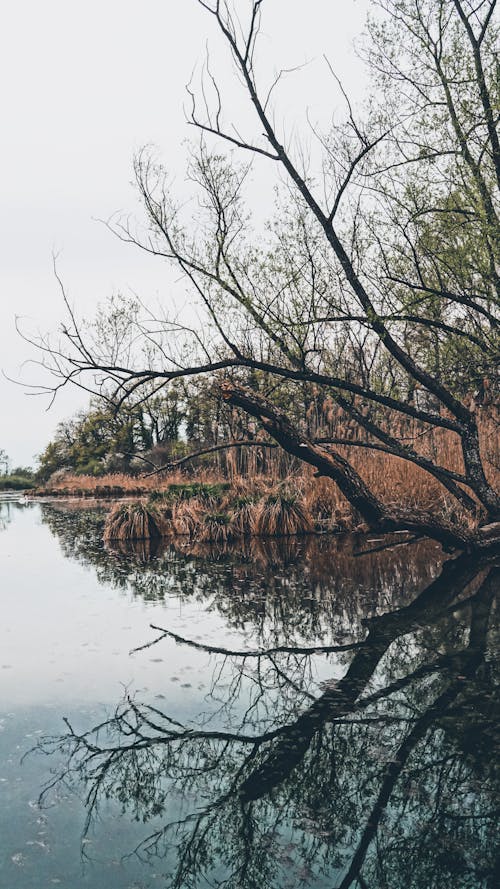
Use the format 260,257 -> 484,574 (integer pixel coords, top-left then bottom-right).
0,0 -> 369,467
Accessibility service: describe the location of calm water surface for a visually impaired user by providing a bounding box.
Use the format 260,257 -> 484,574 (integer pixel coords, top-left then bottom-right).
0,497 -> 498,888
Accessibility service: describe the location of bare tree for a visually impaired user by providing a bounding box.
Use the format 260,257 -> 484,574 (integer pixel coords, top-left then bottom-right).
28,0 -> 500,550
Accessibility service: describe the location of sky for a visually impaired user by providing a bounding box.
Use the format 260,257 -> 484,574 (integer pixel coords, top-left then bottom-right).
0,0 -> 370,467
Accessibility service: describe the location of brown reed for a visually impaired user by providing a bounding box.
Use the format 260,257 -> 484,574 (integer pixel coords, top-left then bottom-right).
253,490 -> 314,537
103,503 -> 165,541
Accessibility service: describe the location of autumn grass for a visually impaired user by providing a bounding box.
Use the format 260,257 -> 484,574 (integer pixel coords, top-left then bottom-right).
231,496 -> 258,536
253,490 -> 314,537
300,405 -> 500,530
198,512 -> 236,543
103,503 -> 165,541
171,499 -> 204,537
34,405 -> 498,539
33,471 -> 219,498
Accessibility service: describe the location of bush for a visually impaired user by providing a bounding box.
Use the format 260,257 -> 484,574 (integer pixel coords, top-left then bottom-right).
0,475 -> 35,491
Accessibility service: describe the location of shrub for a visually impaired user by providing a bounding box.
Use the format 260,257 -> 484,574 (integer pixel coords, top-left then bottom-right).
0,475 -> 35,491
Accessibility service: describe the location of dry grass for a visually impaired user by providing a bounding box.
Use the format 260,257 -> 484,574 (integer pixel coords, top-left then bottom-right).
253,490 -> 314,537
103,503 -> 165,541
198,512 -> 236,543
299,406 -> 500,530
230,496 -> 258,536
33,470 -> 223,498
171,499 -> 204,537
36,405 -> 499,536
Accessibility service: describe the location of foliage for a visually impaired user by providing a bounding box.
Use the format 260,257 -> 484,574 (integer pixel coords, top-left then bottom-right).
0,448 -> 9,474
0,474 -> 35,491
0,451 -> 35,489
37,391 -> 186,481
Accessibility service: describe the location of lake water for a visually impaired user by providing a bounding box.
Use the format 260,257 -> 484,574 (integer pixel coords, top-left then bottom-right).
0,497 -> 498,888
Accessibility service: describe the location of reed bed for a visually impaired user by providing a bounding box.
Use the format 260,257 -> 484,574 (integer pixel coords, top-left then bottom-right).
32,470 -> 222,499
36,404 -> 498,539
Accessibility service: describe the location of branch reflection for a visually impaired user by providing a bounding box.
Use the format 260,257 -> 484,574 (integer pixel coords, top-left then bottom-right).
34,517 -> 499,889
40,503 -> 445,645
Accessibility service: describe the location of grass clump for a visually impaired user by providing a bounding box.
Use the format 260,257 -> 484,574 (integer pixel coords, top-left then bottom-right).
171,499 -> 204,537
199,512 -> 235,544
231,496 -> 258,536
103,503 -> 165,541
254,490 -> 314,537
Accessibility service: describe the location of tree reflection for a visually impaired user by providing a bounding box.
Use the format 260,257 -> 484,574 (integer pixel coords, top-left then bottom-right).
35,547 -> 499,889
40,503 -> 445,646
0,497 -> 33,531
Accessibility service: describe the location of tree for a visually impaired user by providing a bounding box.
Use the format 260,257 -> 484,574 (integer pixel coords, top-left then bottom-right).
37,390 -> 187,480
0,449 -> 9,475
31,0 -> 499,549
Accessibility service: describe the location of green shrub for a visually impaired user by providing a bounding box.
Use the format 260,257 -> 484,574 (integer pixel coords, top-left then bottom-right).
0,475 -> 35,491
152,482 -> 231,504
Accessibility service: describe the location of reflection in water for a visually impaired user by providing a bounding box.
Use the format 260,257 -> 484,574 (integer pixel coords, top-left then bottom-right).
31,505 -> 499,888
0,495 -> 33,531
40,503 -> 445,645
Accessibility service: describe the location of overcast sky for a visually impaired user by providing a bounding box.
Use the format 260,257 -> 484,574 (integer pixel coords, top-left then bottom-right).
0,0 -> 370,467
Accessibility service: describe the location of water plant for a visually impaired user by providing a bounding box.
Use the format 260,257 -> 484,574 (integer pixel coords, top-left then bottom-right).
198,511 -> 235,544
254,491 -> 314,537
171,499 -> 204,537
103,503 -> 165,541
231,496 -> 258,536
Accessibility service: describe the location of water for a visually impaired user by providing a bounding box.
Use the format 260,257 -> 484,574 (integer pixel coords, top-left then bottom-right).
0,498 -> 498,888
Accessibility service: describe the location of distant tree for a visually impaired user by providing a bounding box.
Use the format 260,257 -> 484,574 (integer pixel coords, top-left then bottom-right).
36,389 -> 187,481
9,465 -> 34,478
0,449 -> 9,475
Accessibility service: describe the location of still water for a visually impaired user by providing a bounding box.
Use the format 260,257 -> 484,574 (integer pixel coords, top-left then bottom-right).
0,497 -> 498,888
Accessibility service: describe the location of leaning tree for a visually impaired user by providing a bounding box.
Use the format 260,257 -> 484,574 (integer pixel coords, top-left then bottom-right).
30,0 -> 499,550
